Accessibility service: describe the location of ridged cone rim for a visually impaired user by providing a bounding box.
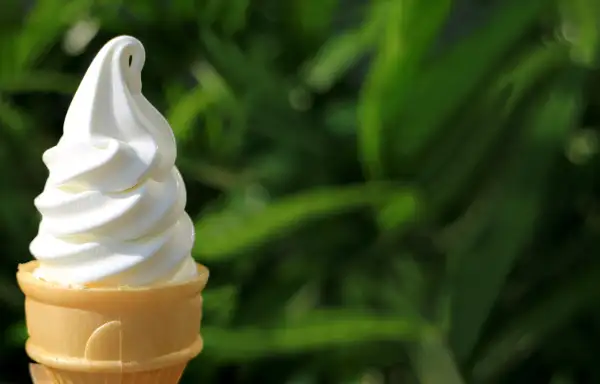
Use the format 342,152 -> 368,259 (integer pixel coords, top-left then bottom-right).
17,261 -> 209,308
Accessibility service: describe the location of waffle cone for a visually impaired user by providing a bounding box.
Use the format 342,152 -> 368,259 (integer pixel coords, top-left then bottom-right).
17,261 -> 209,384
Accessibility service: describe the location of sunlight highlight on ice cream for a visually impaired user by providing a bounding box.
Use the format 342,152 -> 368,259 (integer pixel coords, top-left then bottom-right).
29,35 -> 198,286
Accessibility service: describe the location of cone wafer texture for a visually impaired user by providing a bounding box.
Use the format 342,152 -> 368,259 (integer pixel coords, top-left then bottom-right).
18,261 -> 208,384
43,364 -> 186,384
30,364 -> 53,384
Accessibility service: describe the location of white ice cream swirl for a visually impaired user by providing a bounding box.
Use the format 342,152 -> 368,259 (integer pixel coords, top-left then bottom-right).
30,36 -> 198,287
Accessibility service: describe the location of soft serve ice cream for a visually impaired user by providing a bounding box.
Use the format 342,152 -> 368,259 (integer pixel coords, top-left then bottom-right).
29,35 -> 198,287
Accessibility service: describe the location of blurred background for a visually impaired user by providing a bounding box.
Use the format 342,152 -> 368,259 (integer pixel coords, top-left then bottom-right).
1,0 -> 600,383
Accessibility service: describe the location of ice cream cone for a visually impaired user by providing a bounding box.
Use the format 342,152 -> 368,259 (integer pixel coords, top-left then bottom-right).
17,261 -> 209,384
30,364 -> 53,384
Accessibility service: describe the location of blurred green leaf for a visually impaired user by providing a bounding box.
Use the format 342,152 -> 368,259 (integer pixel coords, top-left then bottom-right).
388,0 -> 548,163
168,0 -> 197,19
301,0 -> 382,92
291,0 -> 338,44
550,374 -> 576,384
0,275 -> 25,311
178,158 -> 247,190
197,0 -> 249,35
377,192 -> 420,230
168,85 -> 214,141
303,30 -> 372,92
473,244 -> 600,380
203,285 -> 238,325
358,0 -> 451,179
4,322 -> 26,348
125,0 -> 156,21
448,69 -> 584,363
203,0 -> 224,26
200,30 -> 326,154
193,184 -> 417,260
11,0 -> 93,71
0,97 -> 47,171
203,311 -> 432,361
422,43 -> 569,209
324,101 -> 358,136
0,98 -> 33,136
168,62 -> 238,148
0,71 -> 79,93
222,0 -> 249,35
559,0 -> 600,66
410,333 -> 465,384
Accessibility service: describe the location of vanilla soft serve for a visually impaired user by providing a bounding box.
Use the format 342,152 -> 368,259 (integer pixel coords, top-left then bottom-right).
29,36 -> 198,286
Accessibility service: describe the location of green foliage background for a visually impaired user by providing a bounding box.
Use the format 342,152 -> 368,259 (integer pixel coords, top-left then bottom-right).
1,0 -> 600,383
